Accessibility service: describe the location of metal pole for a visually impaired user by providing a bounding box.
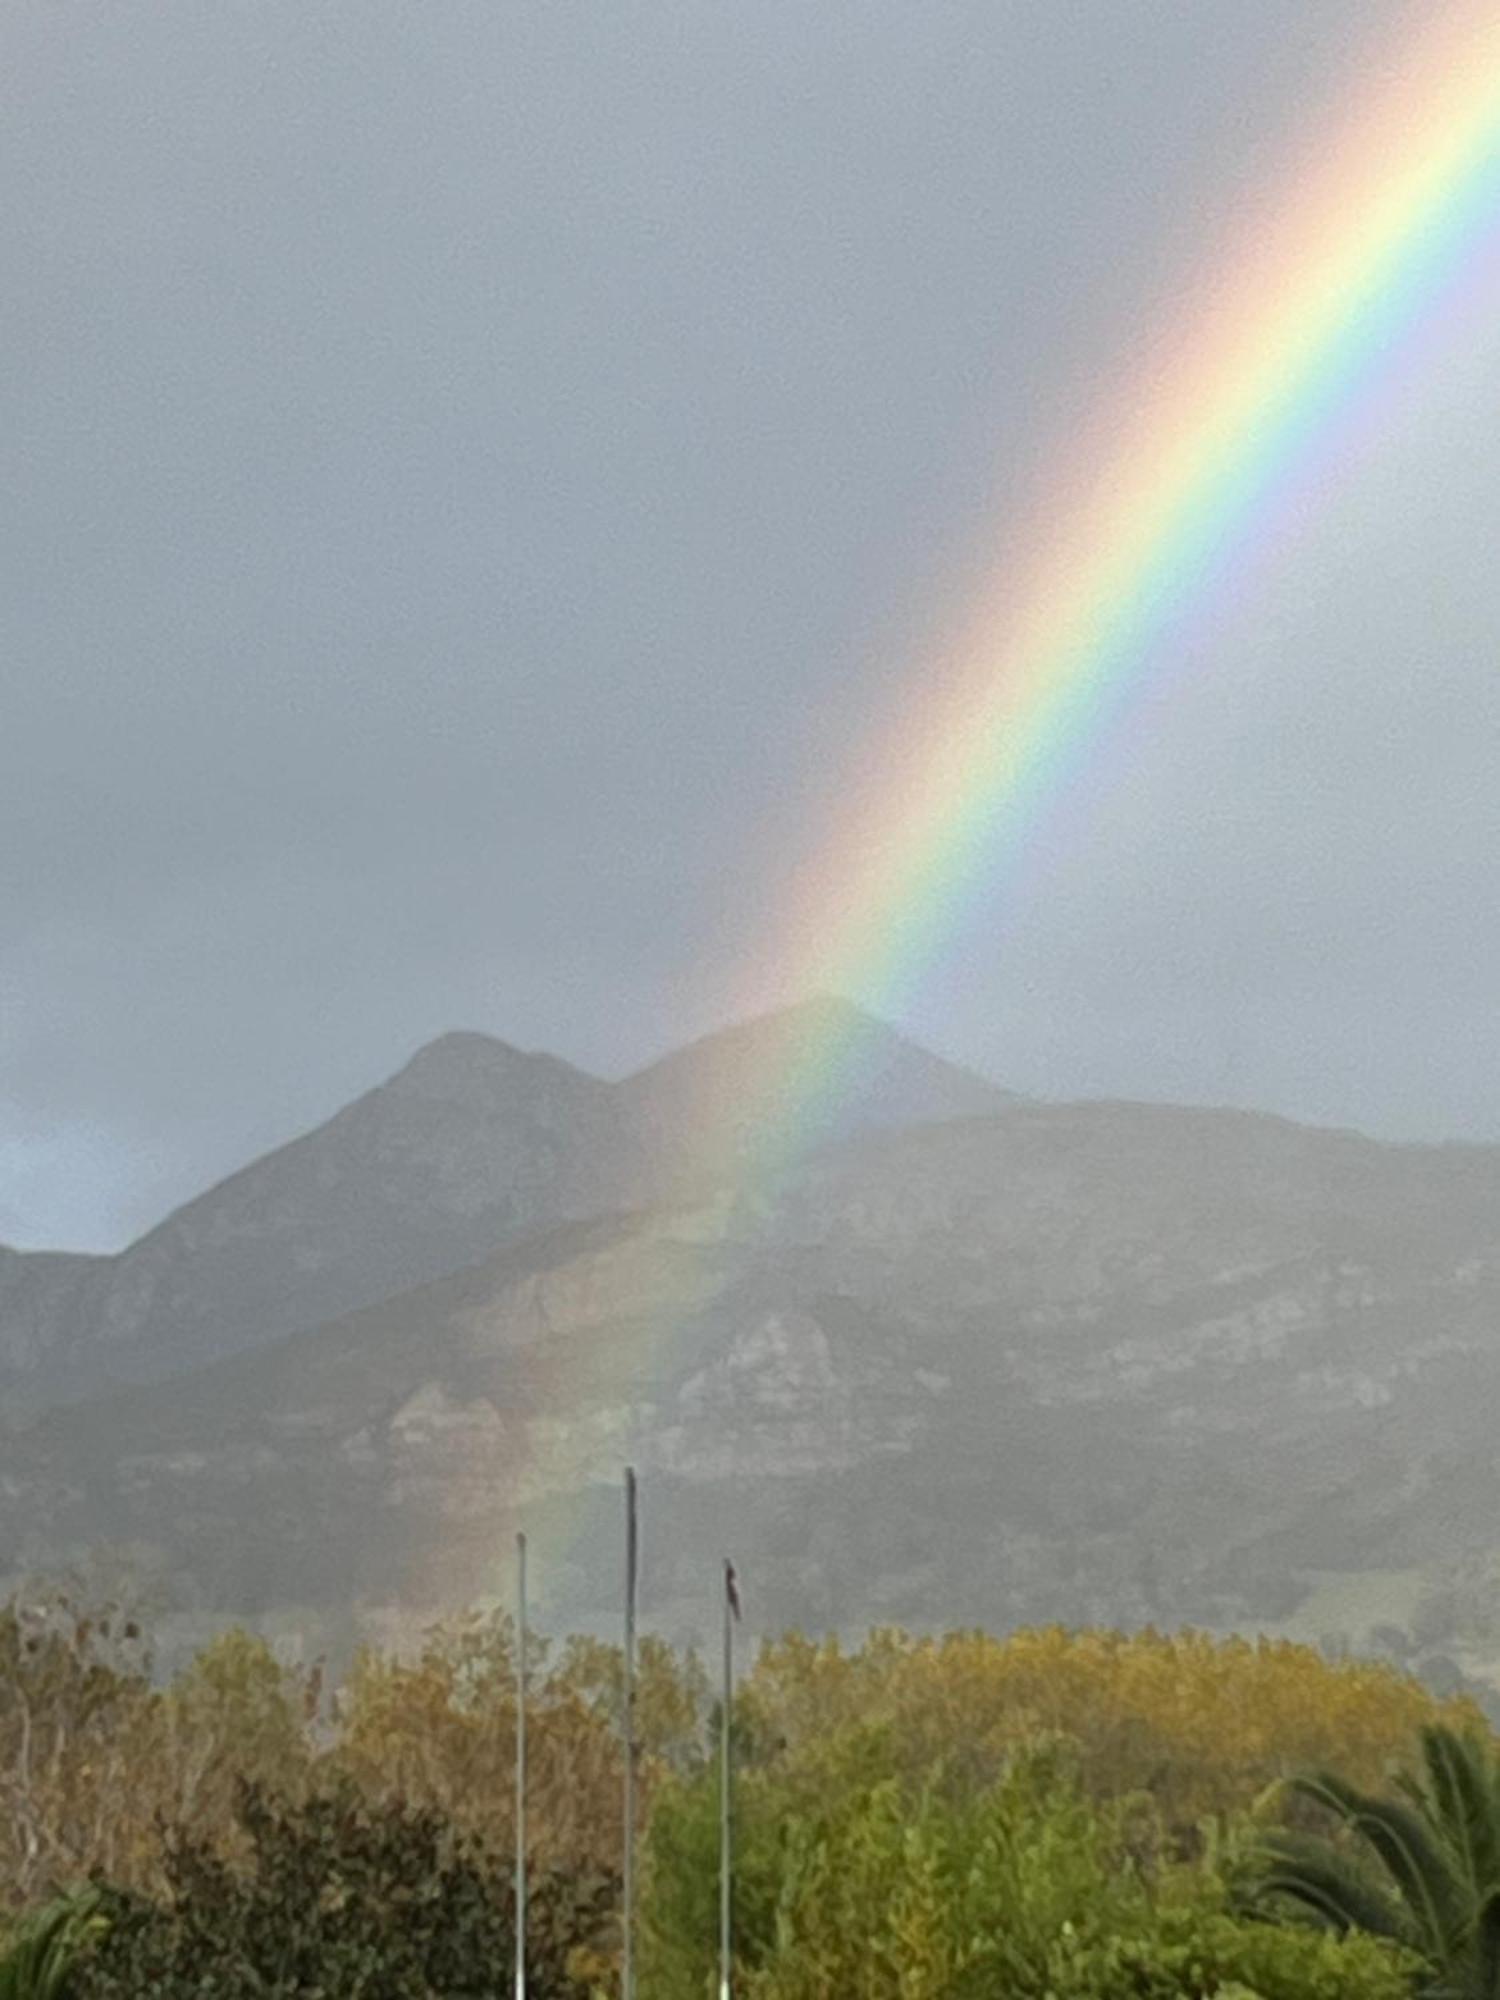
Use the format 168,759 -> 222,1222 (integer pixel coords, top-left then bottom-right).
622,1468 -> 638,2000
720,1558 -> 734,2000
514,1530 -> 527,2000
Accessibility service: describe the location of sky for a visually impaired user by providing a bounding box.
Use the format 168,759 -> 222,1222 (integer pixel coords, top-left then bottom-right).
4,0 -> 1500,1252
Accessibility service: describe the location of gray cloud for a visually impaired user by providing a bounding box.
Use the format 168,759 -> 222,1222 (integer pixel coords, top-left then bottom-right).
5,0 -> 1498,1248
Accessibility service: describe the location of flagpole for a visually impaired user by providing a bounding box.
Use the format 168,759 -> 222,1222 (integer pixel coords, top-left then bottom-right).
514,1530 -> 528,2000
720,1557 -> 734,2000
622,1467 -> 638,2000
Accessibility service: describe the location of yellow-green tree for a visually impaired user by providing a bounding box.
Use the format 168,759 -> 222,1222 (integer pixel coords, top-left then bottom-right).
738,1625 -> 1476,1832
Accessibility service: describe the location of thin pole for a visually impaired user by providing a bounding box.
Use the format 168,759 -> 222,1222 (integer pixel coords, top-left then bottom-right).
720,1558 -> 735,2000
622,1468 -> 638,2000
514,1530 -> 527,2000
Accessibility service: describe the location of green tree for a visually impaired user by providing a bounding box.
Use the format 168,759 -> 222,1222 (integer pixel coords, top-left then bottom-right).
640,1732 -> 1412,2000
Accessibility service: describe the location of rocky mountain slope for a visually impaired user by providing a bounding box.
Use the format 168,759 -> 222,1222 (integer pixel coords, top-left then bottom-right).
0,998 -> 1007,1405
7,1083 -> 1500,1684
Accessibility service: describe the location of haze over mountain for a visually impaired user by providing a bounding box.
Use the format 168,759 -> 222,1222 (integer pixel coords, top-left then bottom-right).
5,1002 -> 1500,1701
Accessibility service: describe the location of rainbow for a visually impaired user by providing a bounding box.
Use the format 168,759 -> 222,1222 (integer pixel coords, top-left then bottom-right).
721,2 -> 1500,1169
465,7 -> 1500,1615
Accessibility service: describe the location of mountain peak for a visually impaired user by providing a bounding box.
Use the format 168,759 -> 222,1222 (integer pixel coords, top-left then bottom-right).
394,1028 -> 531,1072
619,993 -> 1013,1163
759,991 -> 872,1030
387,1031 -> 601,1099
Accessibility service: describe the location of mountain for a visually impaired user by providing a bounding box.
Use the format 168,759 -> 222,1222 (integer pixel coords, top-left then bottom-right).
0,1245 -> 112,1401
0,1000 -> 1012,1403
9,1094 -> 1500,1688
0,1033 -> 648,1402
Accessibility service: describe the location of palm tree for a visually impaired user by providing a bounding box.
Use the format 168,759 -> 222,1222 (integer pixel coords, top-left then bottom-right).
0,1891 -> 104,2000
1251,1722 -> 1500,1999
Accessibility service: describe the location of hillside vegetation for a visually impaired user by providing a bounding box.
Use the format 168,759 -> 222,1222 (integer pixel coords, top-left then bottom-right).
0,1594 -> 1482,1996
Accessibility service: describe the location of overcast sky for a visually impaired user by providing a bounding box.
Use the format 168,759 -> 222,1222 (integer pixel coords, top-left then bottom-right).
5,0 -> 1499,1251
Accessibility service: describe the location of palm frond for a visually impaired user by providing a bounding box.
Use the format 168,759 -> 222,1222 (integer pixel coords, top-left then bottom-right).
1418,1728 -> 1500,1907
0,1891 -> 104,2000
1250,1827 -> 1414,1945
1289,1770 -> 1466,1957
1474,1887 -> 1500,2000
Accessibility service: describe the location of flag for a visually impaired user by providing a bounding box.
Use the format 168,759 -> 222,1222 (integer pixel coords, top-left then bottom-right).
725,1560 -> 741,1622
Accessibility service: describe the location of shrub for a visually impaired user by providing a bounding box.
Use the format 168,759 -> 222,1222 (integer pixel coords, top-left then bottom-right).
72,1782 -> 614,1999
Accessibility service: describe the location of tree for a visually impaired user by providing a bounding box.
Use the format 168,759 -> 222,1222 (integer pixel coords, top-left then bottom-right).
330,1612 -> 705,1877
1252,1722 -> 1500,1998
0,1593 -> 321,1907
736,1624 -> 1476,1837
72,1782 -> 614,1999
0,1594 -> 154,1901
156,1627 -> 313,1833
640,1733 -> 1413,1999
